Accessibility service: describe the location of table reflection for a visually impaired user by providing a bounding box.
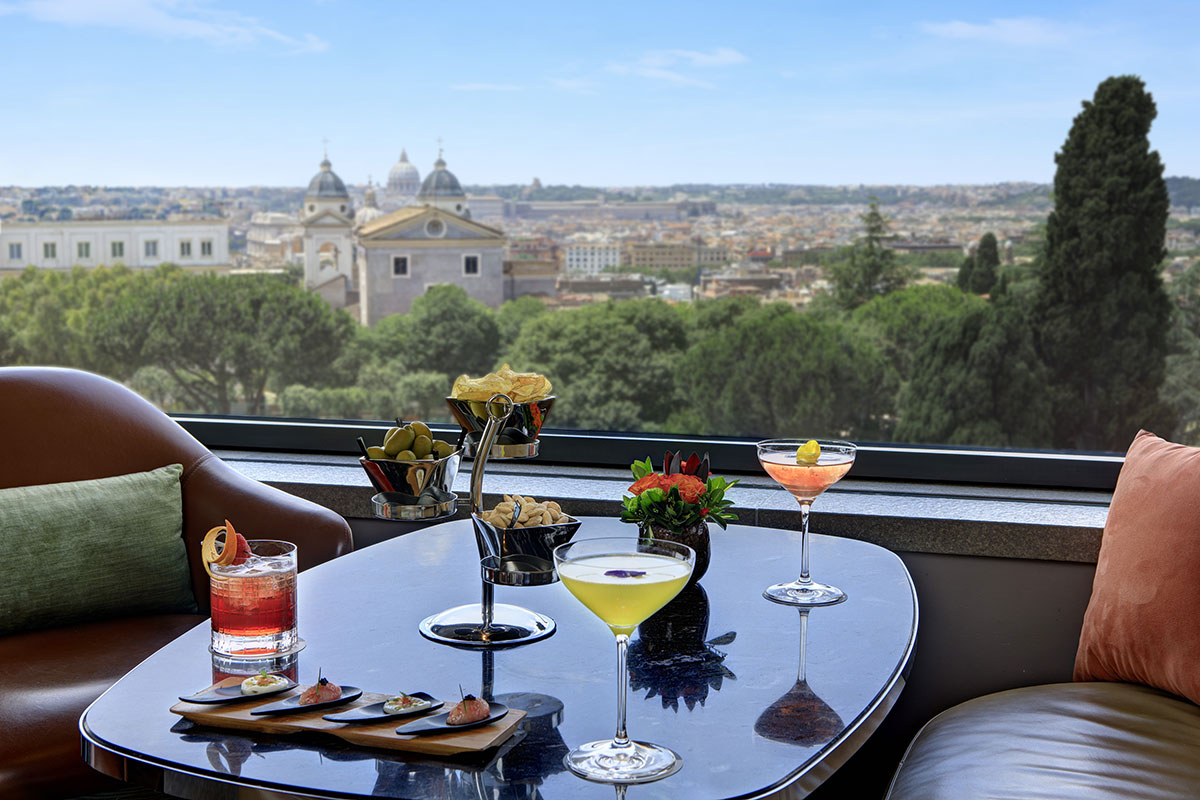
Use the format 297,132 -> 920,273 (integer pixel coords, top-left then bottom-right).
754,609 -> 843,747
627,584 -> 736,712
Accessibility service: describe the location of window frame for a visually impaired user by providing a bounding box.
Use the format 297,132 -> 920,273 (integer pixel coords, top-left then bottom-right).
392,254 -> 410,277
8,242 -> 21,261
200,239 -> 213,257
463,253 -> 480,276
180,240 -> 192,258
43,242 -> 56,259
145,239 -> 159,259
112,240 -> 125,259
77,241 -> 91,260
174,414 -> 1124,491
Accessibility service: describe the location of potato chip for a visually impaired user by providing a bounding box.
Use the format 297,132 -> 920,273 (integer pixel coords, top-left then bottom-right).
451,364 -> 552,403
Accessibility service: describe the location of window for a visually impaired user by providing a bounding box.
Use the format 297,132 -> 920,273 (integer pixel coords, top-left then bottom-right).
111,241 -> 124,259
3,6 -> 1189,497
145,240 -> 158,258
77,241 -> 90,259
43,242 -> 56,259
180,240 -> 192,257
8,243 -> 20,261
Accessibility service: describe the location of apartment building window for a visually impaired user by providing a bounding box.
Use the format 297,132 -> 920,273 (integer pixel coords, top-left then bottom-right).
200,240 -> 213,257
393,255 -> 409,276
112,241 -> 124,259
77,242 -> 90,259
43,242 -> 56,259
463,254 -> 479,275
180,240 -> 192,258
8,243 -> 21,261
145,240 -> 158,258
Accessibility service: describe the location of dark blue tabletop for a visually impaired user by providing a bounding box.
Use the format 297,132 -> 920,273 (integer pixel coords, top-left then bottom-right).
82,517 -> 916,799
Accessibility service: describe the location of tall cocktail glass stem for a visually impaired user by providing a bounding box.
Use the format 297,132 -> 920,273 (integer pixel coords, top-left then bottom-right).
614,633 -> 630,747
797,500 -> 813,586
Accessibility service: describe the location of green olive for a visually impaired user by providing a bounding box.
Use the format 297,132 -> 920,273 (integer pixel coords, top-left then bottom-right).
409,421 -> 432,441
365,445 -> 387,459
432,440 -> 454,458
412,434 -> 433,459
395,449 -> 416,461
385,426 -> 415,456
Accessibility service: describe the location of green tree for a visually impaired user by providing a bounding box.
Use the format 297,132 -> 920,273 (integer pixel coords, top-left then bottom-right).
496,295 -> 549,352
1033,75 -> 1174,450
956,254 -> 975,292
896,299 -> 1053,447
505,299 -> 687,430
827,200 -> 918,310
1161,261 -> 1200,444
852,284 -> 987,382
89,273 -> 353,414
673,302 -> 895,439
969,233 -> 1000,294
403,285 -> 500,377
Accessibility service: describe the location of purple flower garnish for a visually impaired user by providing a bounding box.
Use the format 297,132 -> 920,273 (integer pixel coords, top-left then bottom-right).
605,569 -> 647,579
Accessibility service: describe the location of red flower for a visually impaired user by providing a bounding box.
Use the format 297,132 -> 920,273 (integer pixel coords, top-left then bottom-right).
661,473 -> 706,503
629,474 -> 666,495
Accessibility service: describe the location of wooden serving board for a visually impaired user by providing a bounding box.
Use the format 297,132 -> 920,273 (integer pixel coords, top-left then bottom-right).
171,679 -> 524,756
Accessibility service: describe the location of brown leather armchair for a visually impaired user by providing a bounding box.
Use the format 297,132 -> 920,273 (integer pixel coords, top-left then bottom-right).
0,367 -> 354,799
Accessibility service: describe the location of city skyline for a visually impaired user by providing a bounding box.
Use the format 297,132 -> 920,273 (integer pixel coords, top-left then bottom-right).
1,0 -> 1197,187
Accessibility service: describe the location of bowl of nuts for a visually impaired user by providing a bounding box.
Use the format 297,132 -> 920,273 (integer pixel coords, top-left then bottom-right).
473,494 -> 580,586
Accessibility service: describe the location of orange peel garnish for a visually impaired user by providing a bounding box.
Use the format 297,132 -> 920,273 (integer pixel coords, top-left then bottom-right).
201,519 -> 239,580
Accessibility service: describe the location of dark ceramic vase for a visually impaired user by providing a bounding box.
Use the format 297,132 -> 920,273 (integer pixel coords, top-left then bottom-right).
640,520 -> 710,585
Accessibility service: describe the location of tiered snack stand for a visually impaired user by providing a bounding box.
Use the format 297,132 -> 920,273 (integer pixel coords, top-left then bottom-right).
419,393 -> 575,649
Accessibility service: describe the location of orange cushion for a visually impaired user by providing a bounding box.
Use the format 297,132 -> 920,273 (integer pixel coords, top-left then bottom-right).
1074,430 -> 1200,704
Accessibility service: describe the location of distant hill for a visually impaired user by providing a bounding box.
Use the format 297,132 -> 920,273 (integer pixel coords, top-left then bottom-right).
1167,177 -> 1200,208
464,182 -> 1054,208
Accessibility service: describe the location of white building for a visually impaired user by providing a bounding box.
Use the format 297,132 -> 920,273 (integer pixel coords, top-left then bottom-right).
299,156 -> 356,304
0,219 -> 229,276
564,242 -> 621,275
246,212 -> 302,264
382,149 -> 421,210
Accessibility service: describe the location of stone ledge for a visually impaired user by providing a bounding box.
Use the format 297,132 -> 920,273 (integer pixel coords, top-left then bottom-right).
217,450 -> 1110,564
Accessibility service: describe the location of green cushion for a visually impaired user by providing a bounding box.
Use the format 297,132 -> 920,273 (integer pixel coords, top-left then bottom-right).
0,464 -> 197,635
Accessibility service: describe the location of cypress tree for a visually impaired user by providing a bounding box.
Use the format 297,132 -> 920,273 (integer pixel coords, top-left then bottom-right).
1034,75 -> 1173,450
969,233 -> 1000,295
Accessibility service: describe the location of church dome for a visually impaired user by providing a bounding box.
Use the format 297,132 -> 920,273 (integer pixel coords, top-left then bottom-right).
417,155 -> 466,202
387,149 -> 421,197
306,157 -> 349,199
355,185 -> 385,227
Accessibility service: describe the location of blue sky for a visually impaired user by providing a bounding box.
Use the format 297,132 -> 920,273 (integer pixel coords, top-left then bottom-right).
0,0 -> 1196,187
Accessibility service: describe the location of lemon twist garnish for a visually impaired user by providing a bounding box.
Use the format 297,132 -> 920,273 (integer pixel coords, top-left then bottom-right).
796,440 -> 821,465
201,519 -> 239,580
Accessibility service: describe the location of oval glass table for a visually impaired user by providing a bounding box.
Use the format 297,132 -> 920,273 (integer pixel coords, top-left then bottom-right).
81,517 -> 917,800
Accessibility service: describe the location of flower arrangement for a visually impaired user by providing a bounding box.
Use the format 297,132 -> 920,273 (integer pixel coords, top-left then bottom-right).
620,451 -> 738,533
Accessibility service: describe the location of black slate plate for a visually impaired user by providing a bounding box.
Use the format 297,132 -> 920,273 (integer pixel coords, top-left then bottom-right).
396,702 -> 509,735
323,692 -> 443,723
180,678 -> 296,704
250,685 -> 363,716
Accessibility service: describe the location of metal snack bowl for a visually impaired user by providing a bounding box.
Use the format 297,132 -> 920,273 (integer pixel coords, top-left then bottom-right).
446,396 -> 555,459
358,448 -> 461,497
372,488 -> 458,521
472,512 -> 581,586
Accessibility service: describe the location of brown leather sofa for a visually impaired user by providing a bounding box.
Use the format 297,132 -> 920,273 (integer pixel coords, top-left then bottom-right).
884,681 -> 1200,799
0,367 -> 354,799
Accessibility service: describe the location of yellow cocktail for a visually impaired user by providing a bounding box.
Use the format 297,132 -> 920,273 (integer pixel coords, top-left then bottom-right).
558,553 -> 692,636
553,536 -> 694,784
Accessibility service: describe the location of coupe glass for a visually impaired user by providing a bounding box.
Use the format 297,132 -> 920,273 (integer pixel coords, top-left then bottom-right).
757,439 -> 856,606
553,536 -> 695,784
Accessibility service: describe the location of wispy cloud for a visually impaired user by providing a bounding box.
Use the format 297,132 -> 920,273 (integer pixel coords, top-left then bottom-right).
450,83 -> 523,92
2,0 -> 328,53
919,17 -> 1082,46
607,46 -> 747,88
